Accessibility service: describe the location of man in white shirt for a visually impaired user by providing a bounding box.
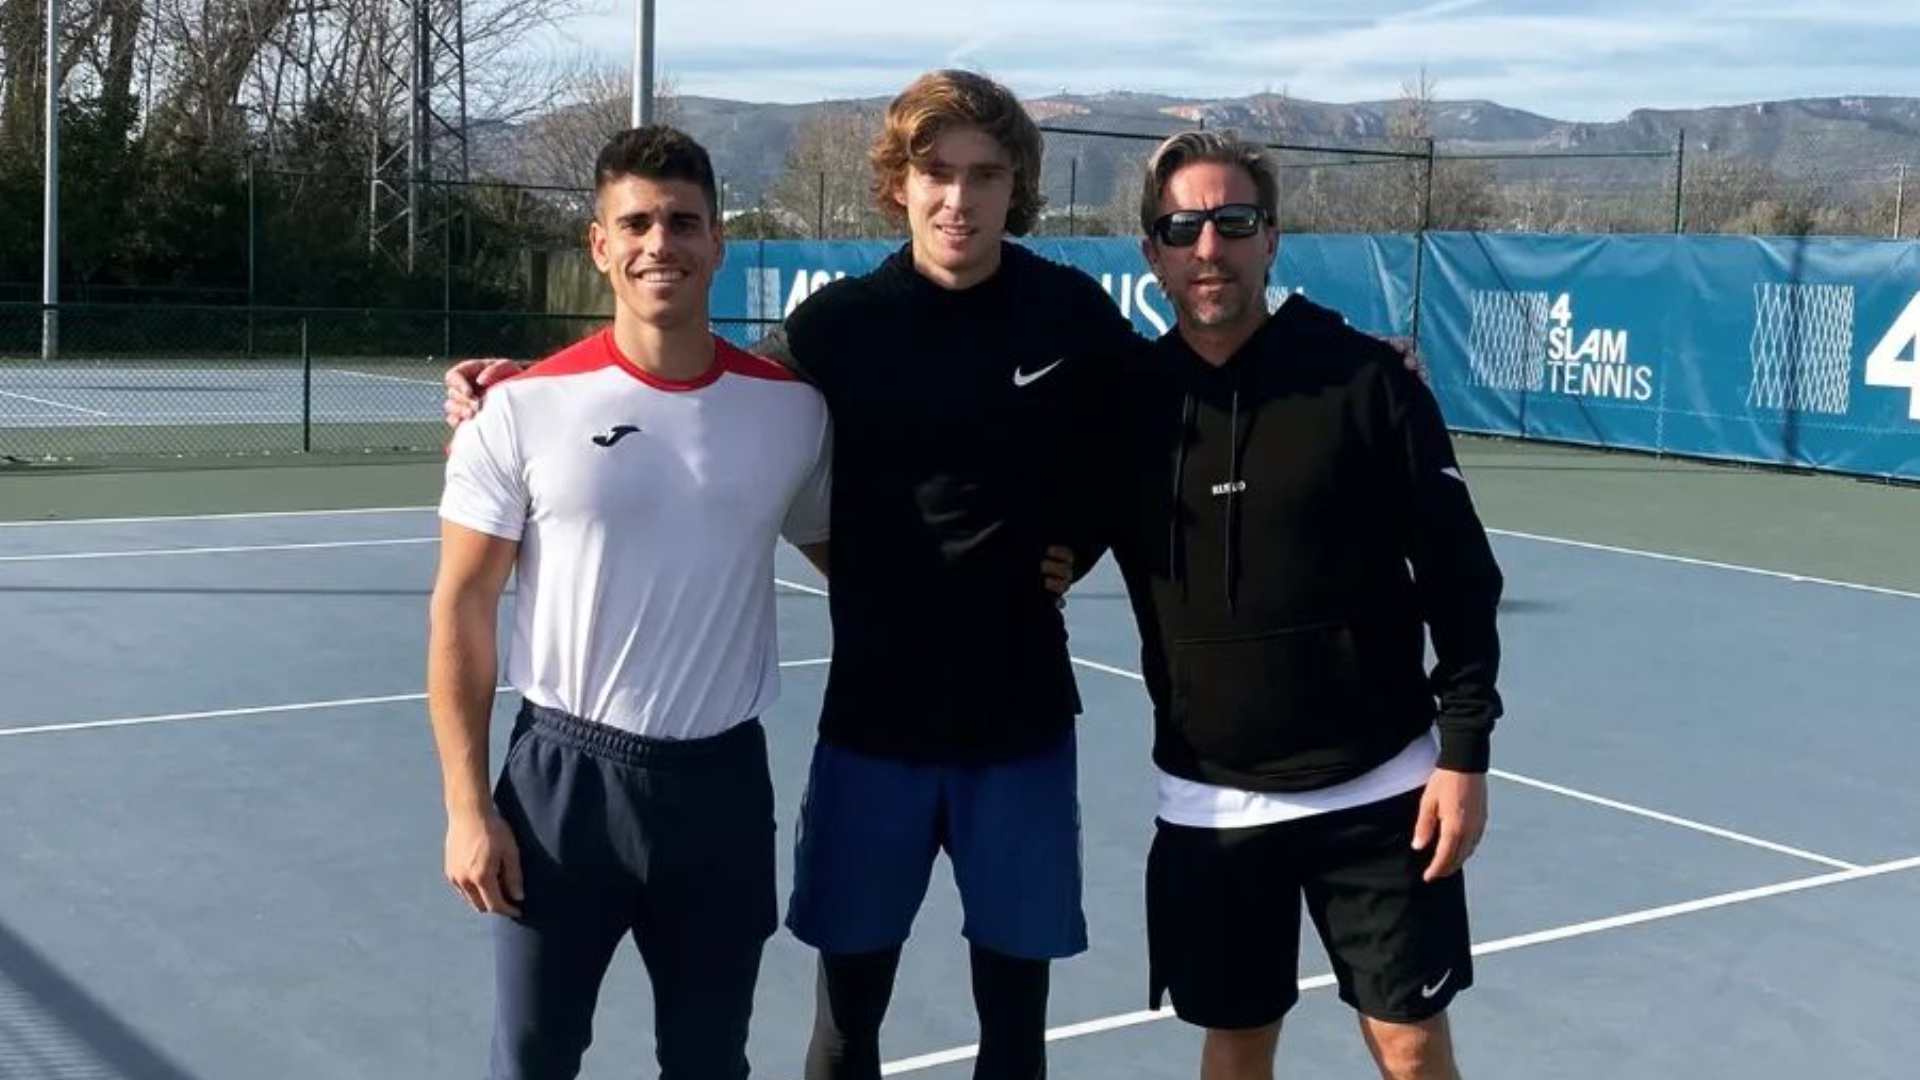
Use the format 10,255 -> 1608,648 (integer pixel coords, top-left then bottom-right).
427,125 -> 831,1080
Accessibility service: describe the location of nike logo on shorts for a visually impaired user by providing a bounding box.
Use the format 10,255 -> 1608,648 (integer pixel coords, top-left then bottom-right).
1420,970 -> 1453,999
1012,358 -> 1067,388
591,425 -> 642,447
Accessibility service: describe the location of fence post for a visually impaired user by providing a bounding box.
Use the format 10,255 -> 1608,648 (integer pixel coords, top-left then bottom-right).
1421,138 -> 1436,232
1068,158 -> 1077,237
1672,129 -> 1686,234
301,316 -> 312,453
1409,139 -> 1435,347
246,154 -> 256,357
1896,164 -> 1906,239
41,0 -> 59,361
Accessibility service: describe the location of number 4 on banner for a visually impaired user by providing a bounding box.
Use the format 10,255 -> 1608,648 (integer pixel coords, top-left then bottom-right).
1866,291 -> 1920,421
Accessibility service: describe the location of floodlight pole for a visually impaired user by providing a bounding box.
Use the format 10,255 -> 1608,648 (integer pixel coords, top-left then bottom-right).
42,0 -> 60,359
630,0 -> 655,127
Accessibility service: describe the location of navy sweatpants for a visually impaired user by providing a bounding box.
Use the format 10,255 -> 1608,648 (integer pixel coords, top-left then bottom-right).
488,701 -> 777,1080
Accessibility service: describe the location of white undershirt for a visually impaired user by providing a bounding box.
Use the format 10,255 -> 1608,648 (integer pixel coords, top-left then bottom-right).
1155,728 -> 1439,828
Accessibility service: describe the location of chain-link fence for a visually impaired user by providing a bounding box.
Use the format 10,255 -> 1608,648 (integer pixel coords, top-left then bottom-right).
1030,123 -> 1684,236
0,303 -> 778,462
1680,156 -> 1918,238
15,137 -> 1902,306
7,120 -> 1916,464
1029,126 -> 1919,239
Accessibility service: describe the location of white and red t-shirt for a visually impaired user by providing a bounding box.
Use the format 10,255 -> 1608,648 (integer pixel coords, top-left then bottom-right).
439,329 -> 832,740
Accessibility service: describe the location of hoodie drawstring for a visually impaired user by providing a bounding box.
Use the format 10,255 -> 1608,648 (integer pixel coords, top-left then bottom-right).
1169,391 -> 1196,598
1224,385 -> 1242,614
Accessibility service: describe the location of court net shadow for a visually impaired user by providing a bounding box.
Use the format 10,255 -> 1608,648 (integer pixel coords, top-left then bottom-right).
0,918 -> 201,1080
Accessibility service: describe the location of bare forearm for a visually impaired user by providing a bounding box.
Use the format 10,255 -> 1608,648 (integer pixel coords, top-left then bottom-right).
428,592 -> 500,817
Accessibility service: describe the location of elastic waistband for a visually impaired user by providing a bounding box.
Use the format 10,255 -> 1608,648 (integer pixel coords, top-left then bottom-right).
513,700 -> 764,767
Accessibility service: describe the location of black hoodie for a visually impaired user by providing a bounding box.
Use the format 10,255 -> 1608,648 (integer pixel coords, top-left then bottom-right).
1107,295 -> 1505,793
782,242 -> 1138,763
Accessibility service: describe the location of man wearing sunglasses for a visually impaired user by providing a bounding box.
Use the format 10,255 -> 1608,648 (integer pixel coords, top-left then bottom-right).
1103,130 -> 1505,1080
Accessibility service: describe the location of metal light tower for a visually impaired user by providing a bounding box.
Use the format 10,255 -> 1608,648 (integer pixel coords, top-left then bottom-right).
368,0 -> 471,271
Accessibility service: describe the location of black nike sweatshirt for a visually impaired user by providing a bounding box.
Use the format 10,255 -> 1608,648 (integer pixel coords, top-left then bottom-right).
1108,296 -> 1505,792
781,242 -> 1138,763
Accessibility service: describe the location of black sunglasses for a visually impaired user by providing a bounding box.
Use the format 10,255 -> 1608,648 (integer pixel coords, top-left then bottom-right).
1150,203 -> 1268,247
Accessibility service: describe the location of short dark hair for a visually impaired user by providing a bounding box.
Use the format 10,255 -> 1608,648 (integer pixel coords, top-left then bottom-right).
594,125 -> 719,219
870,70 -> 1046,236
1138,130 -> 1278,237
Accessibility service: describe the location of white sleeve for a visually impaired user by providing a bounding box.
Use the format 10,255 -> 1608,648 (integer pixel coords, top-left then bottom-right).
439,394 -> 528,541
780,408 -> 833,547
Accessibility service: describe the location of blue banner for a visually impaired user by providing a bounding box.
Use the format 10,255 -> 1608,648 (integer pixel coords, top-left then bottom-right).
1419,232 -> 1920,480
712,234 -> 1415,344
708,232 -> 1920,481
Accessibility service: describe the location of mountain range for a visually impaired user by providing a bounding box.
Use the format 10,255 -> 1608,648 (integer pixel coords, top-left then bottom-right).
473,91 -> 1920,210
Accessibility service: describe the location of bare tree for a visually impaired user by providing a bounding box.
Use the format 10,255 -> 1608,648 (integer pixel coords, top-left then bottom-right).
519,60 -> 680,196
139,0 -> 299,153
1,0 -> 119,150
1098,150 -> 1147,236
768,107 -> 887,239
1380,68 -> 1496,231
51,0 -> 592,162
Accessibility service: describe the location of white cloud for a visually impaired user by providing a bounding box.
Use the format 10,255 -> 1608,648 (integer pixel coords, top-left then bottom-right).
543,1 -> 1919,121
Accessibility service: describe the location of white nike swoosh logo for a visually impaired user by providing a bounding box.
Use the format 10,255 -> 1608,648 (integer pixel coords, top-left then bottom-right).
1439,466 -> 1466,483
1420,970 -> 1453,999
1012,357 -> 1067,388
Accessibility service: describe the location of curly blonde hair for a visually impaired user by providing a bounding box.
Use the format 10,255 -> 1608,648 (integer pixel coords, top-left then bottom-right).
869,70 -> 1046,236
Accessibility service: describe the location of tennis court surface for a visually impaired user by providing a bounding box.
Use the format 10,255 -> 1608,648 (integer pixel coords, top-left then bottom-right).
2,439 -> 1916,1078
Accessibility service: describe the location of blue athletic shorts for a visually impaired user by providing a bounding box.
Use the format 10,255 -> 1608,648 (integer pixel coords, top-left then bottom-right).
785,731 -> 1087,960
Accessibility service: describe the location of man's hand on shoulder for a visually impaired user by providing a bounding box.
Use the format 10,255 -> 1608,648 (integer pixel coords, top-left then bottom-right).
1379,335 -> 1425,378
443,358 -> 525,427
748,327 -> 796,368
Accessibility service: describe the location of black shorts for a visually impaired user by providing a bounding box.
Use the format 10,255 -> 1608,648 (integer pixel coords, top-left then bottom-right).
1147,787 -> 1471,1029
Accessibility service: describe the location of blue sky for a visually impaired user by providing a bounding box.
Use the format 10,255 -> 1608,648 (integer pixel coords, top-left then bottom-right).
546,0 -> 1916,121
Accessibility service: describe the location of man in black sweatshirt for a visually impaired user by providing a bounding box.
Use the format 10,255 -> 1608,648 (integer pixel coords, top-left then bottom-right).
772,71 -> 1140,1080
1105,131 -> 1505,1080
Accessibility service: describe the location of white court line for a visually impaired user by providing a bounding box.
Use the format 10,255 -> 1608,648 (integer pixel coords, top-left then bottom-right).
873,854 -> 1920,1075
0,663 -> 835,738
321,367 -> 445,387
7,510 -> 1910,606
774,577 -> 830,598
0,536 -> 437,563
0,690 -> 455,737
1488,528 -> 1920,602
1068,656 -> 1861,871
0,388 -> 111,416
1070,656 -> 1143,681
0,505 -> 436,528
1489,769 -> 1858,870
